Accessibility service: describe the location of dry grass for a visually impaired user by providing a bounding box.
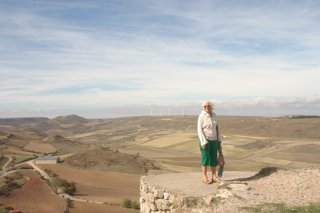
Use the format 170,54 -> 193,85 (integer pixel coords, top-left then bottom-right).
23,142 -> 56,153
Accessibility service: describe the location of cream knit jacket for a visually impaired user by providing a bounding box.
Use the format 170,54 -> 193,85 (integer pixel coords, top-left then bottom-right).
197,110 -> 222,146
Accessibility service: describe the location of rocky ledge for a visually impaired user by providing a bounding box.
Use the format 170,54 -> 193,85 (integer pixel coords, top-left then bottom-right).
140,167 -> 320,213
139,171 -> 256,213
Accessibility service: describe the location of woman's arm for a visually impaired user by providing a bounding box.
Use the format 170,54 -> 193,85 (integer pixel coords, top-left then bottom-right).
213,113 -> 222,142
213,113 -> 223,154
218,141 -> 222,155
197,114 -> 208,146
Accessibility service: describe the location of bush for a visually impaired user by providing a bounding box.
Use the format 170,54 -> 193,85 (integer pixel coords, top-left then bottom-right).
66,198 -> 72,207
2,206 -> 14,211
131,201 -> 140,209
121,198 -> 132,208
19,165 -> 33,169
6,181 -> 18,189
56,179 -> 76,195
40,175 -> 45,180
44,169 -> 53,176
0,208 -> 7,213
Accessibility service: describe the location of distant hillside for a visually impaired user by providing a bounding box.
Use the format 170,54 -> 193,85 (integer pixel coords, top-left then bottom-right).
0,127 -> 88,154
33,114 -> 89,133
53,114 -> 89,124
0,117 -> 48,125
26,114 -> 320,144
63,146 -> 160,174
33,121 -> 66,132
219,116 -> 320,139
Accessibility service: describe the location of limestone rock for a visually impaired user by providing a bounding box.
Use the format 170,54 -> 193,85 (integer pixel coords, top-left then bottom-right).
205,195 -> 214,205
155,199 -> 169,210
216,189 -> 233,198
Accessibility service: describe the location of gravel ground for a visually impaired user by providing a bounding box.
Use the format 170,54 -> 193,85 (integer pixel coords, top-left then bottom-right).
211,166 -> 320,213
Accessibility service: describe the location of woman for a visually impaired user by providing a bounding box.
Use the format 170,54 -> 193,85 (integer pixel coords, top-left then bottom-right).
197,100 -> 222,184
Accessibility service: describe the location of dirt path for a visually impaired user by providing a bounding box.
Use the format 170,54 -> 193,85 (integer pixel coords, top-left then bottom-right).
27,160 -> 105,204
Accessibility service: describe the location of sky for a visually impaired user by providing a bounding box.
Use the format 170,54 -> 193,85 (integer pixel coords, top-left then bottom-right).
0,0 -> 319,118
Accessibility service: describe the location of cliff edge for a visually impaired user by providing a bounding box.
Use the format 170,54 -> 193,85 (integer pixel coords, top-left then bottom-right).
140,167 -> 320,212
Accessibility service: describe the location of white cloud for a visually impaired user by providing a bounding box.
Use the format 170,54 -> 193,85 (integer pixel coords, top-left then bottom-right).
0,0 -> 319,114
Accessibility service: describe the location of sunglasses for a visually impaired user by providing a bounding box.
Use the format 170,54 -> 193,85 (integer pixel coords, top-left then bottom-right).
203,105 -> 211,108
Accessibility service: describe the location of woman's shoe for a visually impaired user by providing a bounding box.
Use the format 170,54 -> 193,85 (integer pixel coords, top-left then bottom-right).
202,178 -> 211,184
212,177 -> 221,183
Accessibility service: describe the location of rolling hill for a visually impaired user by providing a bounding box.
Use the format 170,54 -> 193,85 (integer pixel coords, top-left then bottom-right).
63,145 -> 160,175
0,127 -> 88,154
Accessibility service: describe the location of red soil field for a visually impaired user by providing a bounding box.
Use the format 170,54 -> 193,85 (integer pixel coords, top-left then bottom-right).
0,170 -> 66,213
38,165 -> 141,203
69,201 -> 139,213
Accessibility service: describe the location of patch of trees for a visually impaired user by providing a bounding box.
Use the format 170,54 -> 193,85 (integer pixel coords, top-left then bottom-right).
0,172 -> 25,196
18,165 -> 33,169
42,168 -> 76,195
56,178 -> 76,195
120,198 -> 140,209
0,206 -> 14,213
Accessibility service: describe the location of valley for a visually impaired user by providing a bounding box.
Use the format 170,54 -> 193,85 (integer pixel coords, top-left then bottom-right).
0,114 -> 319,212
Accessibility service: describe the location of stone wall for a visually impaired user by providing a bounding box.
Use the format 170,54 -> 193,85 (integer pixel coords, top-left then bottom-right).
140,176 -> 184,213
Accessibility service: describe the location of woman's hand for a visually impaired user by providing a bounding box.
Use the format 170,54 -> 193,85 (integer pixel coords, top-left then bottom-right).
201,145 -> 206,149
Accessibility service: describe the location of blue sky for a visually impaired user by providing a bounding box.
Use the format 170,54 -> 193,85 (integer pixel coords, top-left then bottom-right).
0,0 -> 319,118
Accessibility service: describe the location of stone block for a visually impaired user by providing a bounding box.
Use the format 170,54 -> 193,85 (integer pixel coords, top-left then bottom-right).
148,192 -> 155,202
141,182 -> 147,191
154,189 -> 164,199
140,196 -> 145,204
144,201 -> 157,212
140,202 -> 147,213
142,191 -> 148,200
163,192 -> 170,200
147,185 -> 154,193
169,194 -> 176,203
155,199 -> 170,210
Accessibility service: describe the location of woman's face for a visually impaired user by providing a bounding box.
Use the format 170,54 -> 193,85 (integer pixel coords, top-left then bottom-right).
203,102 -> 211,113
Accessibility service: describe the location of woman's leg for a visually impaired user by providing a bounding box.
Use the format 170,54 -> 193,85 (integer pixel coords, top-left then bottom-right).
211,166 -> 217,179
202,166 -> 208,179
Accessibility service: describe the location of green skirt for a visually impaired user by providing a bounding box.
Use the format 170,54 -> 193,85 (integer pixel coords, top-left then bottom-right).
199,139 -> 218,167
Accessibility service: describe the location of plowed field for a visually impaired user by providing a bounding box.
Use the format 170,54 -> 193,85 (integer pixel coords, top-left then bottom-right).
0,170 -> 66,213
37,165 -> 141,203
